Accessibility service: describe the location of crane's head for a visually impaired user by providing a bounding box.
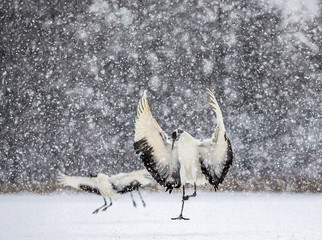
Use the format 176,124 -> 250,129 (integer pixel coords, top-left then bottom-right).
172,129 -> 183,149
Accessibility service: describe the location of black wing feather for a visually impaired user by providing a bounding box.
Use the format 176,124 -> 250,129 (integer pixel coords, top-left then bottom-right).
200,137 -> 233,191
134,138 -> 181,193
111,180 -> 141,194
79,185 -> 101,195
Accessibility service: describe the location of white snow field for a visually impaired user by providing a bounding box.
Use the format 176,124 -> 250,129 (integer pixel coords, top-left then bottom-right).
0,191 -> 321,240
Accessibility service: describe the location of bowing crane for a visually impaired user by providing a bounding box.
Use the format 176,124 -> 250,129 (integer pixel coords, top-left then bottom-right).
57,169 -> 154,214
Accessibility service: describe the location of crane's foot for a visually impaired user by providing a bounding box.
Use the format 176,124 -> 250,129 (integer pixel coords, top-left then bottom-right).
183,196 -> 189,201
171,214 -> 190,220
92,209 -> 99,214
183,193 -> 196,201
102,202 -> 112,211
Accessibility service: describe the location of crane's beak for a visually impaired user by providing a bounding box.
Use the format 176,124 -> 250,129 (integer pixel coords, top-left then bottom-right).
172,137 -> 176,150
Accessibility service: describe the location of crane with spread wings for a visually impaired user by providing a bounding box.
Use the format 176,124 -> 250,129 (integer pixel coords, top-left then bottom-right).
134,89 -> 233,220
57,169 -> 153,214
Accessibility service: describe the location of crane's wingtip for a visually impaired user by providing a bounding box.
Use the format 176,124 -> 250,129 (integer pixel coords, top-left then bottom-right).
206,87 -> 215,94
56,171 -> 66,185
56,169 -> 63,177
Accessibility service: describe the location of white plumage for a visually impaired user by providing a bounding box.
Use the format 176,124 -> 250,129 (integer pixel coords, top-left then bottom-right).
134,88 -> 233,220
57,169 -> 154,214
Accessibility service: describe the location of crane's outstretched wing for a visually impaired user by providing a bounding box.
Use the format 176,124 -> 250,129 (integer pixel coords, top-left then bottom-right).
109,169 -> 155,194
198,89 -> 233,191
134,91 -> 181,192
57,172 -> 101,195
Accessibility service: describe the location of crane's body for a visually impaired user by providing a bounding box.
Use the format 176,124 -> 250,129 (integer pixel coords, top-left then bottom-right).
176,131 -> 206,186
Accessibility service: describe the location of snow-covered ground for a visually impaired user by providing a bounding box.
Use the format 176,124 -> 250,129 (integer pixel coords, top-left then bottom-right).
0,191 -> 321,240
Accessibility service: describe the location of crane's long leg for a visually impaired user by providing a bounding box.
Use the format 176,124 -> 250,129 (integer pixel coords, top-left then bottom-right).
183,183 -> 197,200
93,198 -> 108,214
137,189 -> 146,207
102,198 -> 113,211
130,192 -> 137,207
171,185 -> 189,220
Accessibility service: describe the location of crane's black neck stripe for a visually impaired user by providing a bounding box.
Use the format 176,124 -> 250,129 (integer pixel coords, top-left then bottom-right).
89,173 -> 97,178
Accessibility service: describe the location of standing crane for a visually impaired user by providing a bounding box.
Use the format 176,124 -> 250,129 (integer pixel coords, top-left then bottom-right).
134,89 -> 233,220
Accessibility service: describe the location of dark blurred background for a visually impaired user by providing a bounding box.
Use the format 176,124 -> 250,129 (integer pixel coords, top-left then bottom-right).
0,0 -> 321,193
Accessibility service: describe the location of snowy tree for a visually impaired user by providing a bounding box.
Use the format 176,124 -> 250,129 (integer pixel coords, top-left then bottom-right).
0,0 -> 320,192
